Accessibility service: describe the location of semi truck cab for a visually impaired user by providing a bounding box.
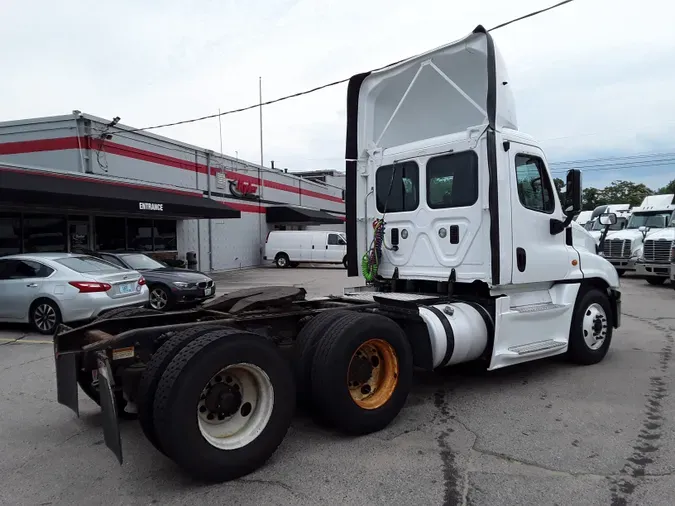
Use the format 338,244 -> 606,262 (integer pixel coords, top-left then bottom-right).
345,25 -> 620,371
604,195 -> 675,277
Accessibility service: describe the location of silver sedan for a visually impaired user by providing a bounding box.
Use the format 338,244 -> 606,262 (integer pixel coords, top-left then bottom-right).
0,253 -> 149,335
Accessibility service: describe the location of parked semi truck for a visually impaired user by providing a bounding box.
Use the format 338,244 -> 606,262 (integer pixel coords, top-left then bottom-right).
634,195 -> 675,284
600,194 -> 675,276
52,26 -> 621,483
586,204 -> 630,243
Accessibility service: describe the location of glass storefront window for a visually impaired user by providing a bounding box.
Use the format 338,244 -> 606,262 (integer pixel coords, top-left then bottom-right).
95,217 -> 127,251
68,215 -> 90,251
153,220 -> 177,251
127,219 -> 154,251
23,214 -> 67,253
0,213 -> 21,256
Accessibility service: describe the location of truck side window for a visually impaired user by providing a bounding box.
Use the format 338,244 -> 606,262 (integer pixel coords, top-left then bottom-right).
426,151 -> 479,209
376,161 -> 419,213
515,155 -> 554,214
327,234 -> 340,245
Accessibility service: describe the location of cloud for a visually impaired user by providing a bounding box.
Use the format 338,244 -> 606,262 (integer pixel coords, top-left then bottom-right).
2,0 -> 674,191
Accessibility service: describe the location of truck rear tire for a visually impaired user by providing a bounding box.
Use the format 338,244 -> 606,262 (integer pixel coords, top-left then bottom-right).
567,288 -> 613,365
136,324 -> 222,453
646,277 -> 666,286
152,328 -> 295,482
293,310 -> 352,407
310,312 -> 413,435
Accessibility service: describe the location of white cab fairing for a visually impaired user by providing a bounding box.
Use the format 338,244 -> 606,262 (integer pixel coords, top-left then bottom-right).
345,26 -> 515,286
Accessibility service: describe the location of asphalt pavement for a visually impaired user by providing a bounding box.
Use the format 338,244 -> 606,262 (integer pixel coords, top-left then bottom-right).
0,267 -> 674,506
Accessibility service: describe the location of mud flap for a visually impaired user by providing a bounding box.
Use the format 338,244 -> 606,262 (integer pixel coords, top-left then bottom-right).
55,352 -> 79,417
97,353 -> 123,465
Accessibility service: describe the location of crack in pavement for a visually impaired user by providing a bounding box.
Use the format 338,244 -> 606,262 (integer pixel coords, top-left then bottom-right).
608,313 -> 673,506
0,355 -> 52,374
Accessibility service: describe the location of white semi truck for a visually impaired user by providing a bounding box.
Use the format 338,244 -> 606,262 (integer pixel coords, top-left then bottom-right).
633,195 -> 675,284
586,204 -> 630,243
52,25 -> 622,482
601,194 -> 675,277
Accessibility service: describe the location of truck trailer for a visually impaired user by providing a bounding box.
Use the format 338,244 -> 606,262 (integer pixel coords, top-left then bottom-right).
53,25 -> 622,483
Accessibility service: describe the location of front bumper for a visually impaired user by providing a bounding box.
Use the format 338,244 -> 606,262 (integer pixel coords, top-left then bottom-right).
635,262 -> 671,278
169,283 -> 217,306
605,257 -> 638,271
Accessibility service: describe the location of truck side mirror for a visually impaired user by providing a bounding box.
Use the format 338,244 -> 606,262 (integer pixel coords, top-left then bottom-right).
638,226 -> 647,233
599,213 -> 617,226
564,169 -> 582,216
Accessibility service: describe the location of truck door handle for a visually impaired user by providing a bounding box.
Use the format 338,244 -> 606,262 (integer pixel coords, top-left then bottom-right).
26,283 -> 38,288
325,245 -> 328,249
312,245 -> 314,249
516,248 -> 527,272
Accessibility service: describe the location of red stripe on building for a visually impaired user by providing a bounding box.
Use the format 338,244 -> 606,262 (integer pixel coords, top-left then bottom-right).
0,137 -> 81,155
218,200 -> 266,214
2,137 -> 344,204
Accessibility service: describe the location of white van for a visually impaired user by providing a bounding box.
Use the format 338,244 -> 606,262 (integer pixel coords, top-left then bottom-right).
264,230 -> 348,268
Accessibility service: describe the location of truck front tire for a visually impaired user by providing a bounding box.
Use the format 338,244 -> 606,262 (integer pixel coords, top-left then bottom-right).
646,277 -> 666,286
152,328 -> 295,482
310,312 -> 413,435
567,288 -> 613,365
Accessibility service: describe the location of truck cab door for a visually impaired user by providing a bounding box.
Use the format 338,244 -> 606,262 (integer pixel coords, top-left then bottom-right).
509,144 -> 572,284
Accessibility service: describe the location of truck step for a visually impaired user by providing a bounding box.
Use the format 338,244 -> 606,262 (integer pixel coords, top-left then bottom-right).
507,339 -> 567,355
511,302 -> 566,313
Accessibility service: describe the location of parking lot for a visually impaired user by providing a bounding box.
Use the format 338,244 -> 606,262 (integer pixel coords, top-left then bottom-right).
1,267 -> 674,506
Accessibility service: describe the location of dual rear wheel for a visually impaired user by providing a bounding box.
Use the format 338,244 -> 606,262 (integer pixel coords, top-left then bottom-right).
294,310 -> 413,434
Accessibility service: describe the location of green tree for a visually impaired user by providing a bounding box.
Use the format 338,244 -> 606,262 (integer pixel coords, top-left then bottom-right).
582,187 -> 605,210
657,179 -> 675,195
600,180 -> 653,207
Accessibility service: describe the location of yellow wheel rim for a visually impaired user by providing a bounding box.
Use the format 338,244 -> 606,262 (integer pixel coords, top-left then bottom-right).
347,338 -> 399,410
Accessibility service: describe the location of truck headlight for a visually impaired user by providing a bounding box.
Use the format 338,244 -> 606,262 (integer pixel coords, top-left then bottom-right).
631,247 -> 643,260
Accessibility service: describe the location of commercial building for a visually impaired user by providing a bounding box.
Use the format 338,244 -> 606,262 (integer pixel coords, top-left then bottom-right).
0,112 -> 345,271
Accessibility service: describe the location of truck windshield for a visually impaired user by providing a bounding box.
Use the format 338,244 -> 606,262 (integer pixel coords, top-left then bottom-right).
626,211 -> 673,229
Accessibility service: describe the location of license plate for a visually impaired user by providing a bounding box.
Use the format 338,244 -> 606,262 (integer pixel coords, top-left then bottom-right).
119,282 -> 135,294
204,287 -> 214,296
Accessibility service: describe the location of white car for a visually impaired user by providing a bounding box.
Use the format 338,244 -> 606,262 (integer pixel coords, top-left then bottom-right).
0,253 -> 149,334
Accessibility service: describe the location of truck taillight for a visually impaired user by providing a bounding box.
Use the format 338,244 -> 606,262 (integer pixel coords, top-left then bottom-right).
69,281 -> 112,293
138,276 -> 146,286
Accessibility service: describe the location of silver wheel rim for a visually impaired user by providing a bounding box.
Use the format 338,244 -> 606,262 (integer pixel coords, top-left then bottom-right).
197,363 -> 275,450
582,303 -> 608,350
277,257 -> 287,267
34,304 -> 56,332
150,288 -> 168,309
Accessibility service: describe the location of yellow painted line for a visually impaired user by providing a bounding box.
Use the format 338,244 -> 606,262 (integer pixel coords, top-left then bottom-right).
0,338 -> 53,344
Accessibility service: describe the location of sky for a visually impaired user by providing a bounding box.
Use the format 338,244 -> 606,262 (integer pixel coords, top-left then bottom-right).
2,0 -> 675,190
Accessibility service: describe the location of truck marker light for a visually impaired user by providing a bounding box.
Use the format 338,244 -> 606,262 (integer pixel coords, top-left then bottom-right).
572,260 -> 578,266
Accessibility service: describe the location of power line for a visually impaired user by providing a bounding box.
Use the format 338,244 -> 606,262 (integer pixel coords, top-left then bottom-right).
111,0 -> 575,135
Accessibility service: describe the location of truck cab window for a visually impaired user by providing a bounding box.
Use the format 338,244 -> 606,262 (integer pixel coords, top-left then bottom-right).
515,155 -> 555,214
376,161 -> 419,213
327,233 -> 340,245
426,151 -> 479,209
